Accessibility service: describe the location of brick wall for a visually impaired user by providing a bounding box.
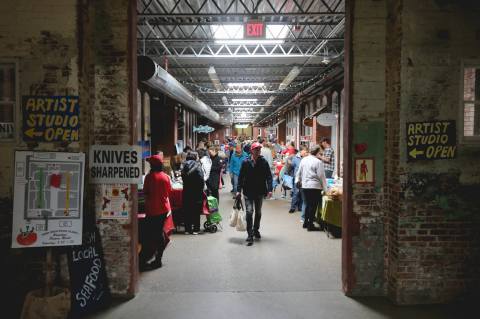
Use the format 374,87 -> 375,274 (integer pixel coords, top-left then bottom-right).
385,0 -> 480,304
82,0 -> 137,296
349,0 -> 387,296
0,0 -> 79,198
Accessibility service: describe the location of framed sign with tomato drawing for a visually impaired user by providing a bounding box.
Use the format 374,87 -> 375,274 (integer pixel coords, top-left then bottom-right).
354,157 -> 375,184
12,151 -> 85,248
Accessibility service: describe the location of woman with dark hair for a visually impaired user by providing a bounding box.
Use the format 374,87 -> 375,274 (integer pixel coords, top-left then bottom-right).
140,154 -> 172,270
181,152 -> 205,234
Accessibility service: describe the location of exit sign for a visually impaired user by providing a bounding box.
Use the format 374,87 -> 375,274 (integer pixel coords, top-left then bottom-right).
244,21 -> 265,39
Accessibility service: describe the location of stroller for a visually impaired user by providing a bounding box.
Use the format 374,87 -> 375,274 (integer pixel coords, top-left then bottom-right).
204,196 -> 223,233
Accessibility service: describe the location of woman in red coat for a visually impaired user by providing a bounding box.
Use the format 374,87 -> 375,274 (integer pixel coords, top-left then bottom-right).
140,154 -> 172,271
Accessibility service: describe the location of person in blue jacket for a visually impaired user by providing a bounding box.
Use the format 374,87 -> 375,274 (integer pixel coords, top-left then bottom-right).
229,143 -> 247,198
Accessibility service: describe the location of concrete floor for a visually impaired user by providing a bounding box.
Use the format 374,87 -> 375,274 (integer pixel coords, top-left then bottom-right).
88,184 -> 462,319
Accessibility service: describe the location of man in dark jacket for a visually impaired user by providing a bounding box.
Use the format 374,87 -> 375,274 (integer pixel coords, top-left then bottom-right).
237,142 -> 273,245
181,152 -> 205,235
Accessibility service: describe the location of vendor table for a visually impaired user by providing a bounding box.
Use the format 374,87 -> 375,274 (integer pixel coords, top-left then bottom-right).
317,196 -> 342,238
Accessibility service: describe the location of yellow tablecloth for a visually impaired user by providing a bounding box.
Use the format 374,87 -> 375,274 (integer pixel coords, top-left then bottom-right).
317,196 -> 342,228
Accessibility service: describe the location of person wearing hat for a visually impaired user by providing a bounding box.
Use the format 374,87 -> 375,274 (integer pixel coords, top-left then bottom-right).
237,142 -> 273,245
140,154 -> 172,270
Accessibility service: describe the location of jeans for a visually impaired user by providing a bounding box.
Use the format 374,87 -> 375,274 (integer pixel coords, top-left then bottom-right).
232,174 -> 239,192
290,183 -> 303,211
244,196 -> 263,236
300,189 -> 306,220
302,188 -> 323,228
325,170 -> 333,178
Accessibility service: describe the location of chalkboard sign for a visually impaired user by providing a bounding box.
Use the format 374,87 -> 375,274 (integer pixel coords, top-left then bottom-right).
68,226 -> 110,317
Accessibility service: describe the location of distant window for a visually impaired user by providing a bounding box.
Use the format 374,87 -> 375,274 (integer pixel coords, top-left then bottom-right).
0,63 -> 16,139
461,65 -> 480,142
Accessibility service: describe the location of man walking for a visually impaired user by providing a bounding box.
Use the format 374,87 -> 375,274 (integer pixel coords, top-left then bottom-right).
229,143 -> 247,198
295,145 -> 327,231
237,142 -> 273,245
319,137 -> 335,178
288,145 -> 308,213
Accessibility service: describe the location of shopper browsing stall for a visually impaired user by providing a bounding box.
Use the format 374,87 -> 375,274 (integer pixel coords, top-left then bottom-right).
140,154 -> 172,271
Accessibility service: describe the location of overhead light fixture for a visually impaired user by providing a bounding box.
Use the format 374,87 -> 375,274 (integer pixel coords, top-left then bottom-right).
235,124 -> 249,129
321,56 -> 331,64
211,25 -> 243,39
279,66 -> 301,90
266,25 -> 289,39
232,98 -> 258,102
222,96 -> 228,105
264,96 -> 276,106
215,39 -> 284,45
208,66 -> 223,91
227,83 -> 264,87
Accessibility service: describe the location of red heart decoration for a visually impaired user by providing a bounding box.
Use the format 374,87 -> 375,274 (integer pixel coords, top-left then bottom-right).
354,143 -> 368,155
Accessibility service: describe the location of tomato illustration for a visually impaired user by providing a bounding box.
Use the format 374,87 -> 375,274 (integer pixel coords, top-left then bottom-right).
16,227 -> 38,246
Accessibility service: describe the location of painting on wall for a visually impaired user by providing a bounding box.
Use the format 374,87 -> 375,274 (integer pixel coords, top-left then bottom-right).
354,157 -> 375,184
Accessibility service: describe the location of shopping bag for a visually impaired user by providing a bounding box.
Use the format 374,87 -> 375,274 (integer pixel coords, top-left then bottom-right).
229,197 -> 242,227
229,208 -> 239,227
235,209 -> 247,232
282,175 -> 293,190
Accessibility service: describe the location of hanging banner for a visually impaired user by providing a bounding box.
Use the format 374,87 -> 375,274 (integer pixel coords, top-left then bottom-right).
22,96 -> 80,142
12,151 -> 85,248
89,145 -> 142,184
406,120 -> 456,161
68,226 -> 110,317
95,184 -> 130,219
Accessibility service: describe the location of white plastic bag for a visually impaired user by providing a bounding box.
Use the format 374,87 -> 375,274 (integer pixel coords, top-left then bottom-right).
229,208 -> 239,227
235,209 -> 247,232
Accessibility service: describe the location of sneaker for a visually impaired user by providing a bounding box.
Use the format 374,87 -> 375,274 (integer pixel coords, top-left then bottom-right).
253,230 -> 261,239
185,231 -> 190,235
300,219 -> 304,223
288,209 -> 295,213
246,236 -> 254,243
192,232 -> 199,235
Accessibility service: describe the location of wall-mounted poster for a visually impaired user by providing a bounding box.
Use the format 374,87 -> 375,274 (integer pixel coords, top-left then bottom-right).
12,151 -> 85,248
354,157 -> 375,184
95,184 -> 130,219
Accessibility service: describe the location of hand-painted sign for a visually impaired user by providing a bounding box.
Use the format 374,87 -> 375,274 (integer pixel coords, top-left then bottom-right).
89,145 -> 142,184
22,96 -> 80,142
406,120 -> 456,161
12,151 -> 85,248
68,227 -> 110,317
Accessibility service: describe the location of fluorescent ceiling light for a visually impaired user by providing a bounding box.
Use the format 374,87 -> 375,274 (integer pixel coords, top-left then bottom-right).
265,96 -> 276,106
235,124 -> 249,129
240,112 -> 246,117
208,66 -> 223,91
232,98 -> 258,102
211,25 -> 243,39
266,25 -> 289,39
279,66 -> 301,90
215,39 -> 284,45
228,83 -> 264,87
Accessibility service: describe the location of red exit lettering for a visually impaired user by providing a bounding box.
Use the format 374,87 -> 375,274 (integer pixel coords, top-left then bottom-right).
245,22 -> 264,38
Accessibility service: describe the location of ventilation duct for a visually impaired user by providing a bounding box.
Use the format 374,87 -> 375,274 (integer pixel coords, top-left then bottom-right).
138,56 -> 230,125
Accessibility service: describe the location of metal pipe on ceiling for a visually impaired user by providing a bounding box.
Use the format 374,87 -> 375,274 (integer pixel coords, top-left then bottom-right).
138,55 -> 230,126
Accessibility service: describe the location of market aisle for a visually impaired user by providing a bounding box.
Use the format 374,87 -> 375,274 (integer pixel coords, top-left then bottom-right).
87,184 -> 454,319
